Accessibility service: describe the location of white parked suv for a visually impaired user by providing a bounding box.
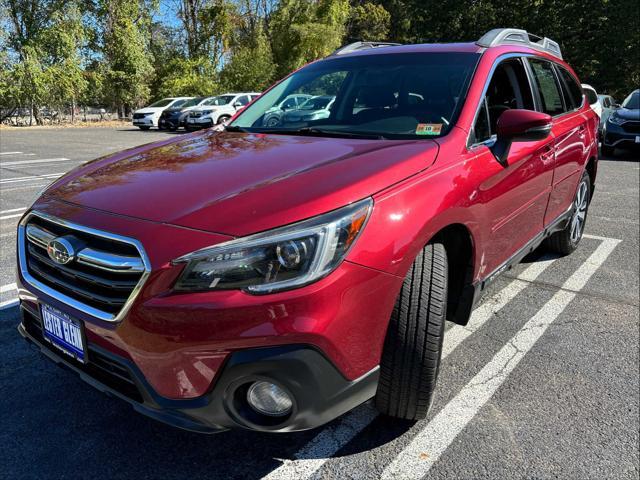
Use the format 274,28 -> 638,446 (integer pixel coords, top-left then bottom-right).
133,97 -> 193,130
186,93 -> 261,130
582,84 -> 602,119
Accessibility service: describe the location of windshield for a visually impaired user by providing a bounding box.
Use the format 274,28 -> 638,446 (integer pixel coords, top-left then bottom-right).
180,97 -> 203,108
230,52 -> 479,139
622,91 -> 640,109
204,95 -> 235,106
148,98 -> 175,108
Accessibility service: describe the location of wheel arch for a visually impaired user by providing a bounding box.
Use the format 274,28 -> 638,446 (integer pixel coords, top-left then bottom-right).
429,223 -> 476,325
585,155 -> 597,200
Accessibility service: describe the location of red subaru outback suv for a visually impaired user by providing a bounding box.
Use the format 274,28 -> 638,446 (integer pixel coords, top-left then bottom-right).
17,29 -> 598,433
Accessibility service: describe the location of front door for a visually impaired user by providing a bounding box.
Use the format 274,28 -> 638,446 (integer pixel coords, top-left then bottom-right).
468,57 -> 555,277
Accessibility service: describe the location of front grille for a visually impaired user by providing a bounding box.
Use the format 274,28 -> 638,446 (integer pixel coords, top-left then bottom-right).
133,113 -> 147,119
622,121 -> 640,134
21,213 -> 148,320
190,112 -> 202,118
22,309 -> 143,402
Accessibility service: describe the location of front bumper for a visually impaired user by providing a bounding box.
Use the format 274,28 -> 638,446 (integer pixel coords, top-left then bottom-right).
19,305 -> 379,433
186,117 -> 213,128
133,117 -> 155,127
17,201 -> 401,431
603,121 -> 640,148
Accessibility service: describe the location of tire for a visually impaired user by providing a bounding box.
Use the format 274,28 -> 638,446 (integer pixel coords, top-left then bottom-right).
545,170 -> 591,255
138,126 -> 150,131
375,243 -> 447,420
601,145 -> 615,157
217,115 -> 231,125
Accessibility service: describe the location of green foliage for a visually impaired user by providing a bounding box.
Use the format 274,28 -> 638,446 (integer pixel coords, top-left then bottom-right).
347,2 -> 391,41
270,0 -> 350,79
155,57 -> 220,98
99,0 -> 154,113
220,31 -> 276,91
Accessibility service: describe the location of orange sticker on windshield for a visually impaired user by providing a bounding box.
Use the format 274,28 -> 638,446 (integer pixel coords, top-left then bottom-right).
416,123 -> 443,135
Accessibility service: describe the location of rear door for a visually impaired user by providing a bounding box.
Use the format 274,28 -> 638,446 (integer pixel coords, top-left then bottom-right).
527,58 -> 589,225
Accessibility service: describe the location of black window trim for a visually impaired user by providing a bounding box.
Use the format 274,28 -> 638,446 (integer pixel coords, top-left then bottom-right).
467,53 -> 537,149
525,56 -> 584,119
552,63 -> 585,113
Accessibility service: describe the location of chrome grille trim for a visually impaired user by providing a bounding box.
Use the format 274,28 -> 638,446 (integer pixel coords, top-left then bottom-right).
18,211 -> 151,323
76,248 -> 145,273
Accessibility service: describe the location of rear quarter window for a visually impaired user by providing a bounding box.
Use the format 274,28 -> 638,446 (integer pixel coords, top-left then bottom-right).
556,67 -> 584,110
584,87 -> 598,105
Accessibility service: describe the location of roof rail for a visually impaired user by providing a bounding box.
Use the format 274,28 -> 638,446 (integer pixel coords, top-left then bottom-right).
477,28 -> 562,59
330,41 -> 401,56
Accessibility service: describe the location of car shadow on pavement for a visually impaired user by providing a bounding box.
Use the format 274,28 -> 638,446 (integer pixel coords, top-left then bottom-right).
0,304 -> 415,479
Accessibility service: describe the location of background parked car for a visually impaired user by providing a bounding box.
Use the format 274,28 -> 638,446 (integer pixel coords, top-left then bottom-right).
601,89 -> 640,157
186,93 -> 260,130
597,94 -> 617,136
281,95 -> 335,124
133,97 -> 193,130
262,94 -> 313,126
582,84 -> 602,118
159,97 -> 211,131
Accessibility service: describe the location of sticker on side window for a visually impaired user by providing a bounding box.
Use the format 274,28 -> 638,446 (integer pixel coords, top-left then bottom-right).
416,123 -> 443,135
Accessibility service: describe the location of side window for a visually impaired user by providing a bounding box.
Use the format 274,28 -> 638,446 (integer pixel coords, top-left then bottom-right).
584,88 -> 598,105
529,59 -> 565,115
471,57 -> 534,144
236,95 -> 250,106
555,66 -> 583,110
282,97 -> 297,109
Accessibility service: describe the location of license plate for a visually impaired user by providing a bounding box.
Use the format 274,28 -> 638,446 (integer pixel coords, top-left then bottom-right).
41,304 -> 87,363
635,136 -> 640,144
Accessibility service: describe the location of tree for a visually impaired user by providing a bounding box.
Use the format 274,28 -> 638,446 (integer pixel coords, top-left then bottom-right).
346,2 -> 390,41
270,0 -> 350,79
220,29 -> 276,91
98,0 -> 155,116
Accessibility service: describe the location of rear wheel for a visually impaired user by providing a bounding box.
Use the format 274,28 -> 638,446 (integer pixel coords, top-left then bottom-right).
545,170 -> 591,255
375,243 -> 447,420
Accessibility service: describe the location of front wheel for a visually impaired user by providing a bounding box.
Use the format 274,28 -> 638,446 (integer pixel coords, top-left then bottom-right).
375,243 -> 447,420
217,115 -> 231,125
545,170 -> 591,255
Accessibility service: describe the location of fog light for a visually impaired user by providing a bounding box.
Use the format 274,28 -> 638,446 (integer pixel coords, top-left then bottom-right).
247,381 -> 293,417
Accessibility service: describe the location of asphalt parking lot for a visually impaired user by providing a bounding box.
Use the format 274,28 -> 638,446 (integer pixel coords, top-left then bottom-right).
1,127 -> 638,479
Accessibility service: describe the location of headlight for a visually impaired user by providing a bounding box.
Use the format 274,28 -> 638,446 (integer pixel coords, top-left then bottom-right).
172,198 -> 372,294
201,110 -> 213,115
608,113 -> 624,125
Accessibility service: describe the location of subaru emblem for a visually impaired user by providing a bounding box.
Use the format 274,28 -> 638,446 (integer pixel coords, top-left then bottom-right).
47,237 -> 76,265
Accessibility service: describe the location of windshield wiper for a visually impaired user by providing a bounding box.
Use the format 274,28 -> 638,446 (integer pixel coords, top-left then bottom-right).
224,125 -> 248,132
259,127 -> 386,140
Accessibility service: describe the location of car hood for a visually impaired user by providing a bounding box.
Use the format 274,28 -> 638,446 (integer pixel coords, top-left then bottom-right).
614,108 -> 640,120
42,131 -> 439,236
135,107 -> 162,115
190,105 -> 227,112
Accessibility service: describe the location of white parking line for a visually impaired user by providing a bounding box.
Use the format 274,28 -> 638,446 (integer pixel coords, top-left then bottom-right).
0,173 -> 62,184
0,157 -> 71,166
0,213 -> 26,221
0,283 -> 17,294
263,256 -> 558,480
0,299 -> 19,309
0,208 -> 26,214
0,151 -> 23,155
382,237 -> 620,479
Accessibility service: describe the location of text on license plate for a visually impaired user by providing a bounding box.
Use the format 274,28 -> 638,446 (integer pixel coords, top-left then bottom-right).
41,305 -> 86,362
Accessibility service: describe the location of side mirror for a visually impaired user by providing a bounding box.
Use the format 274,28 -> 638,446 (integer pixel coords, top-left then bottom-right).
491,109 -> 552,167
233,102 -> 243,109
